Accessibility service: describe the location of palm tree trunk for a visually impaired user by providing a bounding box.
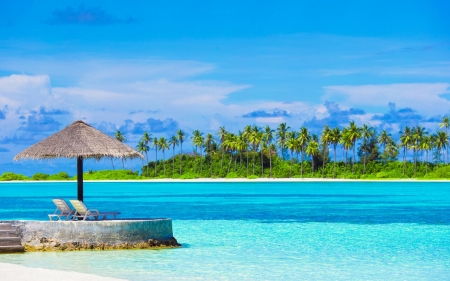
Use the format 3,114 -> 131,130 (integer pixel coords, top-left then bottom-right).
220,146 -> 224,171
239,151 -> 243,174
260,150 -> 264,177
403,147 -> 406,175
363,142 -> 366,174
300,147 -> 304,178
290,151 -> 293,178
322,145 -> 326,178
179,143 -> 183,175
414,148 -> 417,177
252,148 -> 256,175
172,147 -> 175,177
121,158 -> 125,170
227,153 -> 233,174
145,152 -> 149,176
163,150 -> 166,175
269,150 -> 272,178
155,148 -> 158,177
333,145 -> 337,178
344,149 -> 348,179
200,145 -> 203,175
210,152 -> 213,177
246,151 -> 249,176
111,158 -> 115,170
352,141 -> 356,174
234,151 -> 237,172
312,157 -> 314,177
426,150 -> 428,174
194,147 -> 197,173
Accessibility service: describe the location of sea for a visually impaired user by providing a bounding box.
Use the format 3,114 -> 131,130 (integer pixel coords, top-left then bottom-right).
0,181 -> 449,280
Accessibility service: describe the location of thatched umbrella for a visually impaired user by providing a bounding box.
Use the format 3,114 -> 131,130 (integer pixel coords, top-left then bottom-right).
14,120 -> 143,201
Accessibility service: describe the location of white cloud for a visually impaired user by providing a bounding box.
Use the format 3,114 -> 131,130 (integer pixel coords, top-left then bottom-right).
323,83 -> 450,116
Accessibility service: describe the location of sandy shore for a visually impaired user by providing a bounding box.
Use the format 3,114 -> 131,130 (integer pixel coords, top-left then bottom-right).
0,178 -> 448,183
0,262 -> 127,281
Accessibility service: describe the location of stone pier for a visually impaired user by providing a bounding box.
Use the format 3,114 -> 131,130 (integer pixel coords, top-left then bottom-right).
0,219 -> 180,252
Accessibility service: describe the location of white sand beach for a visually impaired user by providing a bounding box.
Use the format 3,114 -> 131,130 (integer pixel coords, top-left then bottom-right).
0,178 -> 448,184
0,262 -> 127,281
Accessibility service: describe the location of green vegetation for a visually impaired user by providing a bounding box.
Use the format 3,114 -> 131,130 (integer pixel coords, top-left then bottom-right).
0,172 -> 29,181
1,116 -> 450,181
0,170 -> 142,181
135,117 -> 450,180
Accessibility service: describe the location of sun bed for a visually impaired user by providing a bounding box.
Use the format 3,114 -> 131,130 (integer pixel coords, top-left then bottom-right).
48,199 -> 75,221
69,200 -> 121,221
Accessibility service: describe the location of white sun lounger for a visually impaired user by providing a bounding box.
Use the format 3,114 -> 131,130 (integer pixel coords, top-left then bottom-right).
69,200 -> 121,221
48,199 -> 75,221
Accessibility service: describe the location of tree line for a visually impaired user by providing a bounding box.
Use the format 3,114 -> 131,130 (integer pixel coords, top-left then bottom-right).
112,116 -> 450,179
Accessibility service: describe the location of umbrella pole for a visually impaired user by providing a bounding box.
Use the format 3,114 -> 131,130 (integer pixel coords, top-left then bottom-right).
77,156 -> 83,201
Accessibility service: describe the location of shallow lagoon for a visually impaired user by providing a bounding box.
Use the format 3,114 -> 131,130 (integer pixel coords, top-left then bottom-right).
1,181 -> 450,280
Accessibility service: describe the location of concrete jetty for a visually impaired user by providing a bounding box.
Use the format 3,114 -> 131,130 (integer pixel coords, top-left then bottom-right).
0,219 -> 180,252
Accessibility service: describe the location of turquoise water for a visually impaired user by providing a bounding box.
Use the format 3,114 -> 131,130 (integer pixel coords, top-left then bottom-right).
0,181 -> 450,280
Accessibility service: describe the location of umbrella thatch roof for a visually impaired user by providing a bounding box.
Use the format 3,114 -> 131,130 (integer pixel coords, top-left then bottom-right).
14,120 -> 143,160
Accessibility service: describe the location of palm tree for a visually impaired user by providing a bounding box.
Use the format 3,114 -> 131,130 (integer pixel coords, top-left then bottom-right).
340,128 -> 353,178
263,125 -> 275,177
412,127 -> 427,177
217,126 -> 227,172
378,130 -> 392,162
420,135 -> 432,174
223,133 -> 236,174
276,123 -> 290,159
196,134 -> 205,175
151,137 -> 159,177
320,125 -> 331,178
243,125 -> 253,176
329,127 -> 341,178
191,130 -> 202,174
346,121 -> 362,174
141,132 -> 152,176
236,131 -> 247,174
176,130 -> 185,175
204,133 -> 216,177
297,127 -> 309,178
256,131 -> 264,176
399,126 -> 412,175
248,126 -> 261,175
168,135 -> 179,177
158,137 -> 169,176
114,130 -> 126,169
136,141 -> 147,176
439,116 -> 450,164
435,131 -> 449,165
268,143 -> 277,177
306,138 -> 319,177
286,131 -> 298,177
361,124 -> 375,174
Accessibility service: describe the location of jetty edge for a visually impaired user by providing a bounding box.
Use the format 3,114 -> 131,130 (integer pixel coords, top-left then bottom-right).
0,219 -> 180,252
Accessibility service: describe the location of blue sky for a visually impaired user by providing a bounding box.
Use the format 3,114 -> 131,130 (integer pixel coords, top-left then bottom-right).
0,0 -> 449,175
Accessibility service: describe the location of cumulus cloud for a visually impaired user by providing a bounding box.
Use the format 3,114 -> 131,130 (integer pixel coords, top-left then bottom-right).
19,111 -> 62,133
372,102 -> 423,124
43,6 -> 137,26
119,118 -> 179,135
303,101 -> 365,130
323,83 -> 450,116
0,132 -> 43,145
0,107 -> 6,120
242,109 -> 290,118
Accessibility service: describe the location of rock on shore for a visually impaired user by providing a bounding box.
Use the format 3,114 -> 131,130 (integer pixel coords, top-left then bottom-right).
24,236 -> 181,252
